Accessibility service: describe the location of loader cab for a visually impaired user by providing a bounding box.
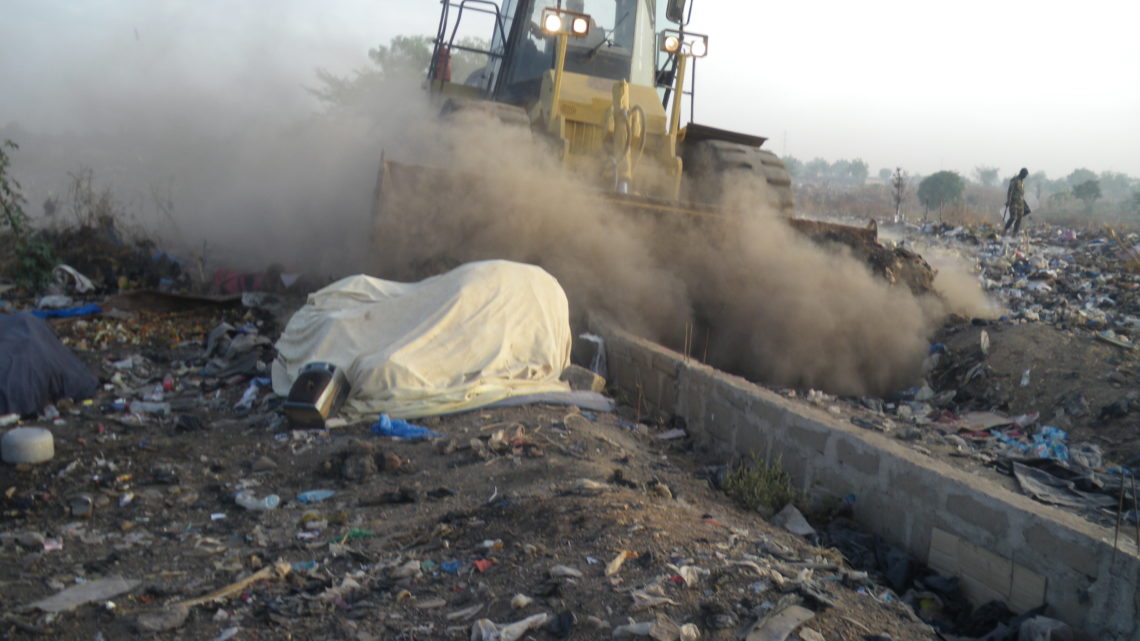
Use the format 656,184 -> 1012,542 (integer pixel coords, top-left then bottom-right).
430,0 -> 661,107
495,0 -> 658,106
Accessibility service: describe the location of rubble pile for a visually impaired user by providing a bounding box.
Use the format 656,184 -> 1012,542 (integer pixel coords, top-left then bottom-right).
809,222 -> 1140,531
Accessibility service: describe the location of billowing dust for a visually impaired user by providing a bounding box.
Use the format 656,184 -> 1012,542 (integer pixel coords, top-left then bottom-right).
10,65 -> 991,396
371,107 -> 974,396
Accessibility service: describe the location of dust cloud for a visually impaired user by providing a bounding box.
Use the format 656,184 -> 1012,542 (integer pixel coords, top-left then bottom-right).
371,111 -> 952,396
2,3 -> 433,278
2,13 -> 976,396
926,250 -> 1005,320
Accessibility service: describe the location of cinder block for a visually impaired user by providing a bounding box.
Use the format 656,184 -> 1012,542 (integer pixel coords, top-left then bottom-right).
735,423 -> 770,459
835,437 -> 880,478
885,466 -> 942,508
1023,523 -> 1100,578
651,351 -> 680,376
928,527 -> 1045,614
751,402 -> 787,432
946,493 -> 1009,540
788,422 -> 830,455
858,491 -> 910,547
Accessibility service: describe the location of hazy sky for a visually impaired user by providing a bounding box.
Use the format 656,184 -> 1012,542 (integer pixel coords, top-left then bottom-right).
1,0 -> 1137,179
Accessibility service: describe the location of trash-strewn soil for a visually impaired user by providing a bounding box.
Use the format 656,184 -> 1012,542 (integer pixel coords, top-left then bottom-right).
0,306 -> 941,640
934,320 -> 1140,466
3,217 -> 1134,639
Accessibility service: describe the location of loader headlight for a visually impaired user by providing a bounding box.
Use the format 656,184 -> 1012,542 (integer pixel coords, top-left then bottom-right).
541,8 -> 591,37
660,30 -> 708,57
542,12 -> 563,34
687,36 -> 707,57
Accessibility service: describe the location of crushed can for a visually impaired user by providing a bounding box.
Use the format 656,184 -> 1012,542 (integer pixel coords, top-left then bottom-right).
284,362 -> 350,428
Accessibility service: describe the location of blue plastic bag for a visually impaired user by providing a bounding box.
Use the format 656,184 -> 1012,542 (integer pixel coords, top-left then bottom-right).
30,304 -> 102,319
370,413 -> 444,440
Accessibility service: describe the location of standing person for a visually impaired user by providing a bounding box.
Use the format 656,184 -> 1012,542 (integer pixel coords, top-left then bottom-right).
1003,167 -> 1031,234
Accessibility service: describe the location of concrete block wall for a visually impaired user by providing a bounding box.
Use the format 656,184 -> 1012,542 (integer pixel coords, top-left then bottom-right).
594,321 -> 1140,640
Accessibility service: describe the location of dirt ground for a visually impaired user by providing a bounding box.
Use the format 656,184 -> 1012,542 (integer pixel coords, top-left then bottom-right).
2,217 -> 1130,640
0,303 -> 944,640
932,320 -> 1140,467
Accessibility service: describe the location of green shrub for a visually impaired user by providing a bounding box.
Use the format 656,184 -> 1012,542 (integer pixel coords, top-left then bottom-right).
1,140 -> 56,289
722,454 -> 803,513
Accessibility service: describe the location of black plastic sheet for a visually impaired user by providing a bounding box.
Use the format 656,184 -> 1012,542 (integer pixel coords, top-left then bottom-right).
0,312 -> 99,414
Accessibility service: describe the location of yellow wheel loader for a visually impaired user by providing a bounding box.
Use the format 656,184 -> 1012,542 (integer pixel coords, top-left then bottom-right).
372,0 -> 933,294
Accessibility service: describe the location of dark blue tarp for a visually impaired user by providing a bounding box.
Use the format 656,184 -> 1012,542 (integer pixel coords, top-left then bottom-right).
0,312 -> 99,415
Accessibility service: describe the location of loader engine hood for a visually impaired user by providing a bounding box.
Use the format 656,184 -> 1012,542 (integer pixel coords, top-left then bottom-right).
537,70 -> 667,132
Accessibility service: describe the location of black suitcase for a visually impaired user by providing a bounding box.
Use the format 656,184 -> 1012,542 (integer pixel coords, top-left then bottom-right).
284,362 -> 350,428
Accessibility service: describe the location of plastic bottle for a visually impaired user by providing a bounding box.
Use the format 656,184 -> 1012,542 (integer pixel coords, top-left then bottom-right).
129,401 -> 171,415
235,491 -> 281,511
294,488 -> 332,504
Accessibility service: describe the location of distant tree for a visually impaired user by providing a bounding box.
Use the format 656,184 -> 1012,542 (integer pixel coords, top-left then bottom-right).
830,159 -> 852,182
1,140 -> 27,234
310,35 -> 487,112
371,35 -> 434,75
803,157 -> 829,180
849,158 -> 869,185
917,170 -> 964,221
1026,171 -> 1049,207
1066,168 -> 1097,187
890,167 -> 907,221
973,166 -> 999,187
1098,171 -> 1136,201
780,155 -> 803,178
1072,179 -> 1101,209
878,168 -> 891,182
1131,192 -> 1140,215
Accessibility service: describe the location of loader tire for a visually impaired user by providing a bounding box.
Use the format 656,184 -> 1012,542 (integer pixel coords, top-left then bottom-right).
681,140 -> 795,216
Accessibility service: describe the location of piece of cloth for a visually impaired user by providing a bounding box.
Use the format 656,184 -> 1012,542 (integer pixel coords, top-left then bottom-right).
1013,461 -> 1118,510
0,312 -> 100,414
272,260 -> 572,419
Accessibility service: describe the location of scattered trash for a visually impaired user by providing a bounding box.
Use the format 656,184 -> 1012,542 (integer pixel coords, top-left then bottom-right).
370,413 -> 444,440
28,576 -> 140,613
560,364 -> 605,393
52,264 -> 96,293
296,489 -> 336,504
770,504 -> 816,538
29,304 -> 103,319
283,362 -> 349,427
2,426 -> 54,464
606,549 -> 635,577
1019,615 -> 1079,641
743,604 -> 814,641
134,604 -> 190,632
234,491 -> 281,511
173,561 -> 291,609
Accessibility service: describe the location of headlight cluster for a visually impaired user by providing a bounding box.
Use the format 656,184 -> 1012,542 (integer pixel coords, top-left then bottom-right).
659,29 -> 708,57
541,7 -> 590,37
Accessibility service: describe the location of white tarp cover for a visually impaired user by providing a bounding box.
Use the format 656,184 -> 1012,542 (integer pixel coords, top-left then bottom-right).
271,260 -> 571,419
